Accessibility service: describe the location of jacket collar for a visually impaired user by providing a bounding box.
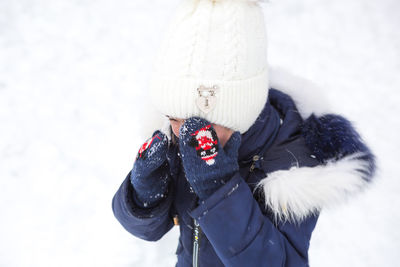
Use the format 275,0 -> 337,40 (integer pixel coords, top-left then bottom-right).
238,88 -> 306,165
238,92 -> 281,164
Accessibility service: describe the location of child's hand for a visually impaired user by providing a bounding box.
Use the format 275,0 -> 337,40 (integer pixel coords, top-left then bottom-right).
179,117 -> 241,200
130,130 -> 170,207
132,130 -> 169,178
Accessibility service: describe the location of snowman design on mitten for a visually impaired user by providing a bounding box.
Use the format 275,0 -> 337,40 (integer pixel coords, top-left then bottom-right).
189,124 -> 219,165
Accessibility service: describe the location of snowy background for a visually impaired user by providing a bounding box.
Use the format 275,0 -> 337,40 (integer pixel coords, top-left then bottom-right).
0,0 -> 399,266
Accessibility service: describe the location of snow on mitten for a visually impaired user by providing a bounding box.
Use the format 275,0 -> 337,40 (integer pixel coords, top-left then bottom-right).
130,130 -> 170,207
179,117 -> 241,200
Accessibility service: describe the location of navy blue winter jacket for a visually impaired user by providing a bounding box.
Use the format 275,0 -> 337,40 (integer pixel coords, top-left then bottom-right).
112,88 -> 376,266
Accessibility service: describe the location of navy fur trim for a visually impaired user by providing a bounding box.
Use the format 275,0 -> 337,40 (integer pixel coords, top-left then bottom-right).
301,114 -> 376,182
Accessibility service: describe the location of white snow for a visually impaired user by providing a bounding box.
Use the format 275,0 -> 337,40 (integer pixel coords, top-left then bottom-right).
0,0 -> 398,266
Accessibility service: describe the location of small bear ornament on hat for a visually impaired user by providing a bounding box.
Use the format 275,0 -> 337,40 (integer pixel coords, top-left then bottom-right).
196,85 -> 219,114
149,0 -> 269,134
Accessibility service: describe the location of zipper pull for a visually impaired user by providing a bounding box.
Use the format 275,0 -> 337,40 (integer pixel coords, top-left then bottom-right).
250,155 -> 261,172
193,219 -> 201,267
173,215 -> 179,226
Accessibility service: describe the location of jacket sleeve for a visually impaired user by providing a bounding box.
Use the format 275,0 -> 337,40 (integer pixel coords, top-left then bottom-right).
112,170 -> 174,241
189,172 -> 318,267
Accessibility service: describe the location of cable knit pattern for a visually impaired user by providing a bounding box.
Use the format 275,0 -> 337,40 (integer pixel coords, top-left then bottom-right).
149,0 -> 269,133
190,0 -> 212,77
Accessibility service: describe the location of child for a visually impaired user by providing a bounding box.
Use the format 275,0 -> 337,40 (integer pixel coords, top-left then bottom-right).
112,0 -> 376,266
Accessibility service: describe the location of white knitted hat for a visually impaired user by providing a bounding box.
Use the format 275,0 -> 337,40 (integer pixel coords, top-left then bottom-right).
149,0 -> 269,133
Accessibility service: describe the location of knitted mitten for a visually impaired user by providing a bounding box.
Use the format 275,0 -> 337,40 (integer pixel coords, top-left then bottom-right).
130,130 -> 170,208
179,117 -> 241,200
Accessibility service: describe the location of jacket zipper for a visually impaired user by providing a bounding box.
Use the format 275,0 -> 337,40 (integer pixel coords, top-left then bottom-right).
192,218 -> 201,267
190,156 -> 260,266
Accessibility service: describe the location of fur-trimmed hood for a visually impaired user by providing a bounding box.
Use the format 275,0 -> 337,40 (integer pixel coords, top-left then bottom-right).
253,68 -> 377,224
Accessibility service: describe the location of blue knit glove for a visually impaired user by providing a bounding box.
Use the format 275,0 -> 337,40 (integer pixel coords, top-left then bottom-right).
179,117 -> 241,200
130,130 -> 170,208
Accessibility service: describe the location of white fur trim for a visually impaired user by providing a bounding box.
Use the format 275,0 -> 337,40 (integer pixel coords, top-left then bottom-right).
269,66 -> 332,119
255,152 -> 372,223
